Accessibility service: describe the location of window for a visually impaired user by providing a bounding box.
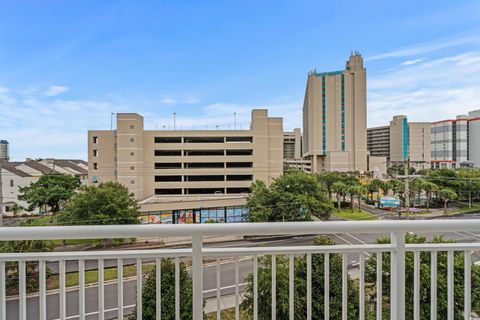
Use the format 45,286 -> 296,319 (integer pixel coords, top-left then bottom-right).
226,206 -> 248,223
130,125 -> 135,129
184,137 -> 224,143
155,150 -> 182,156
185,188 -> 224,194
130,152 -> 135,156
226,175 -> 252,181
92,175 -> 98,183
130,138 -> 135,142
226,149 -> 252,156
155,188 -> 182,195
155,137 -> 182,143
130,166 -> 135,170
226,162 -> 252,168
227,187 -> 250,194
226,136 -> 252,143
93,150 -> 99,157
131,180 -> 135,184
155,163 -> 182,169
93,163 -> 98,170
10,179 -> 14,187
93,136 -> 98,144
155,175 -> 182,182
199,207 -> 226,223
184,150 -> 224,156
184,162 -> 224,168
185,175 -> 224,181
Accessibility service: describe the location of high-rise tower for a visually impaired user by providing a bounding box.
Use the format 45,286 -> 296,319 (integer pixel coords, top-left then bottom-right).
302,52 -> 367,172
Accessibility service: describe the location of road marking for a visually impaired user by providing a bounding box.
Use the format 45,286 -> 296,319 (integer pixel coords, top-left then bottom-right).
203,282 -> 248,294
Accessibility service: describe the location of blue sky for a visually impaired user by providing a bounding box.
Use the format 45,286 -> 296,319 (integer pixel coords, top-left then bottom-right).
1,0 -> 480,160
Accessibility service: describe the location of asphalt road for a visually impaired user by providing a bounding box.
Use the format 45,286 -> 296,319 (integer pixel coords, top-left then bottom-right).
6,230 -> 480,319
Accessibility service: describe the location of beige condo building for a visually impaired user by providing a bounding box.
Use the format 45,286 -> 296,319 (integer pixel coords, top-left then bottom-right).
88,109 -> 283,222
302,52 -> 367,173
367,115 -> 431,170
283,128 -> 302,160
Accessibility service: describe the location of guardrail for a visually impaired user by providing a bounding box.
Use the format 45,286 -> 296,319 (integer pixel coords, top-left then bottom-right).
1,220 -> 480,320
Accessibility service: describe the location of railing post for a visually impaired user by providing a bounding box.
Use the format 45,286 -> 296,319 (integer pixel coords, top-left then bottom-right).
390,231 -> 405,320
192,235 -> 203,320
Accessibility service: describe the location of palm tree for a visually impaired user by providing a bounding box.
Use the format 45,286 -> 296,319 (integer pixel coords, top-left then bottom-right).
332,182 -> 348,212
437,188 -> 457,214
380,181 -> 390,196
422,180 -> 439,211
349,185 -> 366,212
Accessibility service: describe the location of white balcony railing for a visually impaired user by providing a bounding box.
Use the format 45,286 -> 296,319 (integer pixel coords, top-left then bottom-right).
1,219 -> 480,320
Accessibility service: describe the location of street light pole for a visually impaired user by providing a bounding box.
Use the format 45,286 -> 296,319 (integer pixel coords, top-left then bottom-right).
110,112 -> 115,131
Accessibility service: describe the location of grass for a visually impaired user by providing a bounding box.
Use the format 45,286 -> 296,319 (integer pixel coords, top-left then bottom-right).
332,208 -> 377,221
46,263 -> 154,291
447,205 -> 480,215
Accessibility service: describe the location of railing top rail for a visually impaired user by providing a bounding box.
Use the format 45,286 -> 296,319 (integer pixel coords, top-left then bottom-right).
0,248 -> 192,261
1,219 -> 480,241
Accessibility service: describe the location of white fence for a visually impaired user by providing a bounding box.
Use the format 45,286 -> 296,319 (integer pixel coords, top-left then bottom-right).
1,220 -> 480,320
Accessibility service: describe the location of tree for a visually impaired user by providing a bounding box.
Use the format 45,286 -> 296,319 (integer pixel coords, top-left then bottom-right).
332,182 -> 348,212
130,258 -> 199,320
316,172 -> 339,199
410,179 -> 425,207
241,236 -> 360,319
437,188 -> 457,214
389,179 -> 405,198
11,203 -> 22,216
421,180 -> 439,211
246,170 -> 333,222
55,182 -> 139,225
18,173 -> 81,214
348,184 -> 366,212
387,164 -> 415,178
365,234 -> 480,319
366,179 -> 383,202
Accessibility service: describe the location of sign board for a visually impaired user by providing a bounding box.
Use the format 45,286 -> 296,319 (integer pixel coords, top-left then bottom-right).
379,196 -> 400,208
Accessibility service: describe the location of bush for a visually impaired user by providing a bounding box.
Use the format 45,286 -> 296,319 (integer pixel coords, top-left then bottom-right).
130,258 -> 202,319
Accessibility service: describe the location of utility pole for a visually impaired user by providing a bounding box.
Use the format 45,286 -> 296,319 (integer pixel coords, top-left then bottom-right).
173,112 -> 177,130
234,112 -> 237,130
469,179 -> 473,209
404,159 -> 410,219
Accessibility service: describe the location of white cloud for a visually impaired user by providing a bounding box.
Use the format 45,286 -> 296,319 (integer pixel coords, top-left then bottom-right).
0,86 -> 300,160
401,58 -> 424,66
160,96 -> 199,105
368,51 -> 480,127
366,35 -> 480,61
44,85 -> 70,97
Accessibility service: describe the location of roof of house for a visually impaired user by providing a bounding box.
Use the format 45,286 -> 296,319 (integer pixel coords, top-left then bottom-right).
2,163 -> 32,177
24,161 -> 56,174
54,160 -> 88,174
2,159 -> 88,178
